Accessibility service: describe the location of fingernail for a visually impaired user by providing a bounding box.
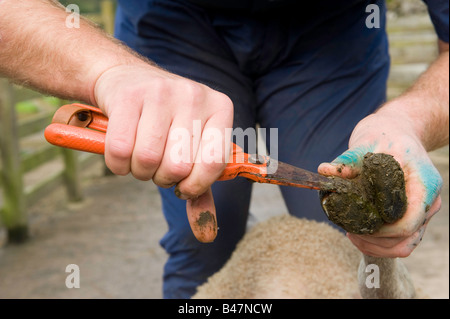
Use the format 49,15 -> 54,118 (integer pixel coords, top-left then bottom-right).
174,187 -> 189,200
174,186 -> 199,201
318,162 -> 345,175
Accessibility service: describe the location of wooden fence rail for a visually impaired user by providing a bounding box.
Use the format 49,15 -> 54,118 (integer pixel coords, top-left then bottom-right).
0,80 -> 27,242
0,0 -> 116,244
0,80 -> 88,243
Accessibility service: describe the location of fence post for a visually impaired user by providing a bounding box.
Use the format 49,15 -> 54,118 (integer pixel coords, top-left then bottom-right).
0,79 -> 28,243
101,0 -> 115,35
62,148 -> 84,202
56,99 -> 84,202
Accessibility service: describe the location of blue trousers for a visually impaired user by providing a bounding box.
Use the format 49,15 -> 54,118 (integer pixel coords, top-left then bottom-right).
115,0 -> 390,299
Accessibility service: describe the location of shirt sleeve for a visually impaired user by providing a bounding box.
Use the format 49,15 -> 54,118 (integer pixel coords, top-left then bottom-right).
422,0 -> 449,43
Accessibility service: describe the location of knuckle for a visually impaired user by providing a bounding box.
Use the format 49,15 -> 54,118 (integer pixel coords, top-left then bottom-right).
178,180 -> 204,198
107,138 -> 133,162
184,80 -> 204,98
153,177 -> 176,188
153,162 -> 193,187
151,78 -> 174,102
133,148 -> 161,169
181,81 -> 207,110
105,162 -> 129,176
167,162 -> 193,180
131,171 -> 152,182
215,92 -> 233,110
131,149 -> 162,181
117,86 -> 146,106
105,136 -> 134,175
202,161 -> 227,175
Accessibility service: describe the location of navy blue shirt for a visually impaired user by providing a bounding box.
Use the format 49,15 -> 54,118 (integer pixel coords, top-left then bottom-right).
423,0 -> 449,42
118,0 -> 449,43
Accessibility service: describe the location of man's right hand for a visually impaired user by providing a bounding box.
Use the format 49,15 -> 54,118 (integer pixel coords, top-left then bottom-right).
0,0 -> 233,242
94,64 -> 234,242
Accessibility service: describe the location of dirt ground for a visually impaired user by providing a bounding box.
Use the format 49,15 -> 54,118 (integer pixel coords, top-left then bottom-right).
0,146 -> 448,299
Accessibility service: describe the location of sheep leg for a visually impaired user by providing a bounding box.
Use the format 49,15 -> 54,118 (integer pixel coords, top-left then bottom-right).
358,255 -> 416,299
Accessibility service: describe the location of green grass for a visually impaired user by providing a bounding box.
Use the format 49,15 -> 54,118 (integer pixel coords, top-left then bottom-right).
58,0 -> 101,13
58,0 -> 117,14
41,96 -> 62,108
15,100 -> 40,115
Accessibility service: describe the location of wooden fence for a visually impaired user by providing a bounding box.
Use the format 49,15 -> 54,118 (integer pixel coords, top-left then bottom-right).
0,0 -> 116,244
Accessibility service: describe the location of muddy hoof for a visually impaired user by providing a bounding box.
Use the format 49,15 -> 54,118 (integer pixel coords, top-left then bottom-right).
320,153 -> 407,234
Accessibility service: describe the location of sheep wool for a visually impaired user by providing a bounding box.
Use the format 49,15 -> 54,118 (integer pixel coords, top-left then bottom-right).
193,215 -> 363,299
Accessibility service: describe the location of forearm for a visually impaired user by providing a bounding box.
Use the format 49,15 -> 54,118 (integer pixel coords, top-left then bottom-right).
0,0 -> 148,105
377,42 -> 449,152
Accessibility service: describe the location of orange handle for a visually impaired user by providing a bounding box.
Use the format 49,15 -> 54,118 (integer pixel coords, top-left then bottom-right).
45,123 -> 106,155
218,143 -> 269,182
45,104 -> 108,154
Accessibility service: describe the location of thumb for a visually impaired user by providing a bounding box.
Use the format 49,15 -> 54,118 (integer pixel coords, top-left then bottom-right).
318,146 -> 374,179
186,187 -> 218,243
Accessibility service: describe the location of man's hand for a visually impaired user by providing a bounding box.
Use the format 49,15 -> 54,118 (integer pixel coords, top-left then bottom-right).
319,39 -> 448,258
0,0 -> 234,242
319,105 -> 442,258
94,64 -> 234,242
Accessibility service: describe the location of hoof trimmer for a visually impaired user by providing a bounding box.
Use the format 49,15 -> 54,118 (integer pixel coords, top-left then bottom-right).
45,104 -> 407,242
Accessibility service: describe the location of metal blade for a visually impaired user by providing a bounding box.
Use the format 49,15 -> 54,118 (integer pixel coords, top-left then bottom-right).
263,159 -> 336,190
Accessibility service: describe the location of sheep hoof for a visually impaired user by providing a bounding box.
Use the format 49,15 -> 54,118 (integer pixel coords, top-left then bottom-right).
320,153 -> 407,234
